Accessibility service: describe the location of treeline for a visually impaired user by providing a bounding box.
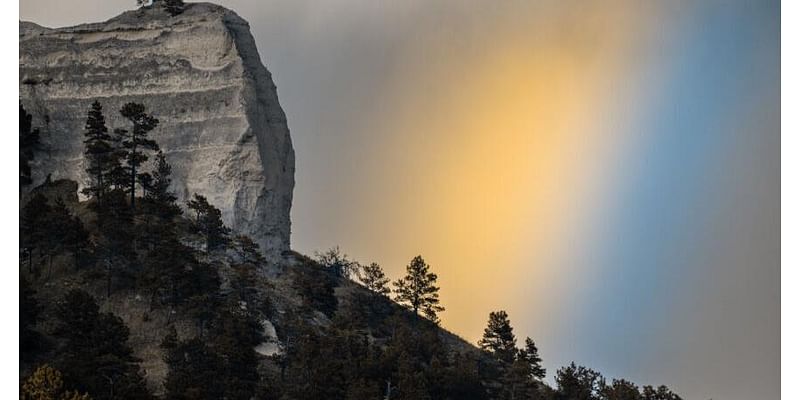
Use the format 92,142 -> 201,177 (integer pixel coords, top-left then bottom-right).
19,101 -> 682,400
20,101 -> 265,400
288,249 -> 683,400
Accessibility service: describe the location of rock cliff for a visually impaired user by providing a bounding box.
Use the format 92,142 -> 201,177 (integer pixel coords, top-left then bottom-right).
19,2 -> 294,254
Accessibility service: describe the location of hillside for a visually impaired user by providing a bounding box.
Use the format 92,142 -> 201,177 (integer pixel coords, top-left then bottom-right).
20,1 -> 294,255
19,2 -> 685,400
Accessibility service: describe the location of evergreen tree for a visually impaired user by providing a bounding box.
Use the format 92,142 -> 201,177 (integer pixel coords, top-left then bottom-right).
316,246 -> 357,279
139,236 -> 197,309
20,276 -> 41,357
555,363 -> 605,400
82,101 -> 115,201
186,194 -> 231,250
641,385 -> 682,400
479,310 -> 517,363
94,189 -> 136,297
208,306 -> 263,400
519,337 -> 546,380
145,151 -> 179,218
20,103 -> 40,189
163,337 -> 225,400
20,193 -> 52,274
53,290 -> 151,400
393,255 -> 444,323
21,364 -> 91,400
359,262 -> 390,295
293,260 -> 338,317
21,196 -> 89,278
602,379 -> 642,400
117,103 -> 159,208
233,234 -> 265,265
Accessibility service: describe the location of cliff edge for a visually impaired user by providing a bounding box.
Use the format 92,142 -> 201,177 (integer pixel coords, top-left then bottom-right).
19,2 -> 295,254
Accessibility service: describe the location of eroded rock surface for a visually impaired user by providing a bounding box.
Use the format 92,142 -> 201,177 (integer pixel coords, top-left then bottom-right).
20,2 -> 294,254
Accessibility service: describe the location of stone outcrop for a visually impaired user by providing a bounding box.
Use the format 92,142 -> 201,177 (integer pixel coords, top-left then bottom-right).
19,2 -> 294,254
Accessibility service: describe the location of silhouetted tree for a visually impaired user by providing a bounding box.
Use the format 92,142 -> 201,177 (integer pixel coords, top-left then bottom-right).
233,234 -> 265,265
163,337 -> 225,400
186,194 -> 231,250
316,246 -> 358,279
393,255 -> 444,323
293,260 -> 338,317
53,290 -> 151,400
21,193 -> 51,274
359,262 -> 390,295
555,363 -> 605,400
117,103 -> 159,208
518,337 -> 546,380
20,277 -> 41,358
208,306 -> 263,399
82,101 -> 115,201
20,103 -> 40,190
641,385 -> 682,400
479,310 -> 517,363
602,379 -> 642,400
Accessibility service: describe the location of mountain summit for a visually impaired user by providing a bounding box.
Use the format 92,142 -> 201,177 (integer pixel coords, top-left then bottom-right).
20,2 -> 295,254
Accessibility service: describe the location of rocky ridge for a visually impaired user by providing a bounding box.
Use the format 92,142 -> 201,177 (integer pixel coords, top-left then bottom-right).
19,2 -> 294,254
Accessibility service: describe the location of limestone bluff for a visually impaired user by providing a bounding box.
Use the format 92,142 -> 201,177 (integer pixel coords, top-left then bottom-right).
19,2 -> 295,255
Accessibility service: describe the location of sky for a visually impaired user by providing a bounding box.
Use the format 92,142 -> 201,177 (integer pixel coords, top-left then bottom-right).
20,1 -> 780,399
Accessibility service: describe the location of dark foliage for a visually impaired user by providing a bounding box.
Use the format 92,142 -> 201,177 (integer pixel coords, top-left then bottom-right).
393,255 -> 444,323
479,310 -> 517,363
117,103 -> 159,209
20,103 -> 40,189
186,193 -> 231,251
292,260 -> 339,318
53,290 -> 152,400
315,246 -> 358,280
82,101 -> 116,202
20,277 -> 42,359
358,261 -> 391,295
162,0 -> 185,16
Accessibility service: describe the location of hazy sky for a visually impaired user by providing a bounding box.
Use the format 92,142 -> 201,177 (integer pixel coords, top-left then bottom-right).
20,1 -> 779,399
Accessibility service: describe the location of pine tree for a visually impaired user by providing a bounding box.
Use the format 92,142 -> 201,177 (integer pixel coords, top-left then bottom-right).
518,337 -> 546,380
117,103 -> 159,209
316,246 -> 357,279
641,385 -> 682,400
233,235 -> 265,265
164,337 -> 225,400
21,193 -> 52,274
555,363 -> 605,400
393,255 -> 444,323
94,189 -> 136,297
186,193 -> 231,250
479,311 -> 517,363
144,151 -> 180,221
139,236 -> 197,310
53,290 -> 152,400
20,103 -> 40,190
602,379 -> 641,400
359,262 -> 390,295
209,306 -> 263,400
82,101 -> 115,201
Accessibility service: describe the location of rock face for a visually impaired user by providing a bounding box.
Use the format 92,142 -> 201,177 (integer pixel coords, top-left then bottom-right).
19,3 -> 294,254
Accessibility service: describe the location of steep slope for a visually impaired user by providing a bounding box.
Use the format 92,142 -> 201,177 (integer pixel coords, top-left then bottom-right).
19,2 -> 294,254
